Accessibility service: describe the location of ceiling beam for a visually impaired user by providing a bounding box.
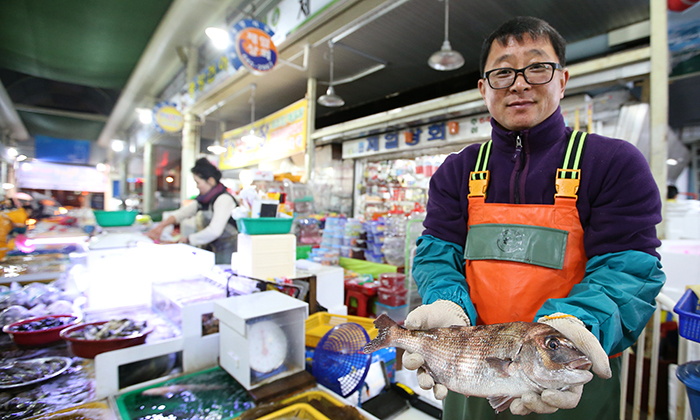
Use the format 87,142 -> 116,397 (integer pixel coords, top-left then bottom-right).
0,81 -> 30,141
97,0 -> 249,148
14,104 -> 109,122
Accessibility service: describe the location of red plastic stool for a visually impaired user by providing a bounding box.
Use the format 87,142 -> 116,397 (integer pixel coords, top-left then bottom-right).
345,289 -> 372,317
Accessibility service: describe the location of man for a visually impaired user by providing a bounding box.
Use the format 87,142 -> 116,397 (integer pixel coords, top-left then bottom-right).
406,16 -> 665,419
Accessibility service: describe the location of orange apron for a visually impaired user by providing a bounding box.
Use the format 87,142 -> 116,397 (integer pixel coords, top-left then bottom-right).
465,131 -> 588,325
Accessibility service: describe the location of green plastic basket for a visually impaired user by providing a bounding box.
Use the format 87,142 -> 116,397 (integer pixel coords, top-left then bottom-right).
238,218 -> 293,235
93,210 -> 139,227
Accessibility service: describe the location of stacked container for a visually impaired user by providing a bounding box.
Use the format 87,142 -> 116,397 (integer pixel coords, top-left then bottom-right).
364,219 -> 385,263
375,272 -> 408,322
382,207 -> 407,267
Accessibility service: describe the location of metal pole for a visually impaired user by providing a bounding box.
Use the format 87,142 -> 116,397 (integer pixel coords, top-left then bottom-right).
650,0 -> 669,238
181,45 -> 200,204
305,77 -> 317,183
142,142 -> 155,213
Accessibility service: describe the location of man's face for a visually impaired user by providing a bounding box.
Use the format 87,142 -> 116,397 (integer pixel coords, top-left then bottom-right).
478,33 -> 569,132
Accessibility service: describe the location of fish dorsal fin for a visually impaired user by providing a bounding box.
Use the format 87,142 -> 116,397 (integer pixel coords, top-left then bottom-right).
485,357 -> 512,376
487,395 -> 515,414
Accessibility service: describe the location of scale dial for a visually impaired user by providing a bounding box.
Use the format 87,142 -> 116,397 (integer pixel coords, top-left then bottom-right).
248,320 -> 288,373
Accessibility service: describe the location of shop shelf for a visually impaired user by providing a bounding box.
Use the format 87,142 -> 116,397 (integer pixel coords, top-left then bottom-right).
257,403 -> 331,420
238,217 -> 293,235
93,210 -> 138,227
305,312 -> 377,348
675,288 -> 700,342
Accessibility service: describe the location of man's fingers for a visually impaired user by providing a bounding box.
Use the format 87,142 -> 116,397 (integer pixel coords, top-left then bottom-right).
402,351 -> 424,370
416,367 -> 435,390
522,392 -> 558,414
541,386 -> 583,409
509,398 -> 532,416
433,384 -> 448,400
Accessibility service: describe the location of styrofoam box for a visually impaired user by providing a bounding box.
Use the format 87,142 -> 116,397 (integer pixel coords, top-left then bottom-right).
213,291 -> 308,390
236,233 -> 296,279
295,260 -> 345,312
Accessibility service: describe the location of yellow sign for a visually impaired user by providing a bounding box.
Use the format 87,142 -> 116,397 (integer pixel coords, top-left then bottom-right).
220,99 -> 307,169
154,105 -> 184,133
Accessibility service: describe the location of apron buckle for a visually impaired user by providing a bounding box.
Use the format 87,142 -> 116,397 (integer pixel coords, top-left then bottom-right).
554,169 -> 581,200
468,171 -> 490,198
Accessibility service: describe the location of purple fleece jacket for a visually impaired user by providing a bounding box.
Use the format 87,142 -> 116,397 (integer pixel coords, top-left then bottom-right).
423,107 -> 662,259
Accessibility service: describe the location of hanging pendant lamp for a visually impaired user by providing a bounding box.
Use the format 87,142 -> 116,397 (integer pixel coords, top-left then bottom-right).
318,41 -> 345,107
428,0 -> 464,71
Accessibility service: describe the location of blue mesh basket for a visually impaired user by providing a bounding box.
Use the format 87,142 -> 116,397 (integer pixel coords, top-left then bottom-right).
312,322 -> 372,398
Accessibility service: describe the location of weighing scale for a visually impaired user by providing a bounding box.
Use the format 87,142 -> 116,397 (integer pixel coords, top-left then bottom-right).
214,291 -> 308,390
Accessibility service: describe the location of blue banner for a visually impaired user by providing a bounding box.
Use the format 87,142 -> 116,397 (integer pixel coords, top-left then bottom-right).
35,135 -> 91,164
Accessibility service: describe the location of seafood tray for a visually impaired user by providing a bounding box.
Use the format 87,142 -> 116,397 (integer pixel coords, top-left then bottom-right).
115,366 -> 255,420
0,356 -> 72,389
61,320 -> 153,359
305,312 -> 378,348
0,354 -> 94,419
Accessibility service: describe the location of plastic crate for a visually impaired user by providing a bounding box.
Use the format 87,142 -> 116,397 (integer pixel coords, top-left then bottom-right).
258,403 -> 331,420
305,312 -> 377,348
281,390 -> 344,408
93,210 -> 138,227
238,217 -> 293,235
674,288 -> 700,342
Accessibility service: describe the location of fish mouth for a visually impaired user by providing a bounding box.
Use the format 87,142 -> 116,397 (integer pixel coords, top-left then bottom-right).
568,357 -> 592,371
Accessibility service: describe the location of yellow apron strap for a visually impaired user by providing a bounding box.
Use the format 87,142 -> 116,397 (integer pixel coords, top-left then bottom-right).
468,140 -> 492,198
555,130 -> 587,200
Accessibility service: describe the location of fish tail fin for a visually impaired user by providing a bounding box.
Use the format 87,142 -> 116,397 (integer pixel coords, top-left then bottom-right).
363,314 -> 400,354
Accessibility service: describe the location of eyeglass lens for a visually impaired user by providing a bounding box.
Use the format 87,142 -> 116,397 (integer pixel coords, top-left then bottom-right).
488,63 -> 556,89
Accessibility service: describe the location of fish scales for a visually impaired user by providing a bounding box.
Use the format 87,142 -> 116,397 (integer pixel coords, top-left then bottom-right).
364,314 -> 594,413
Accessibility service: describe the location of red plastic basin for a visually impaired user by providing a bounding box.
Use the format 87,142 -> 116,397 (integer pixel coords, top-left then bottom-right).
3,314 -> 80,346
60,321 -> 153,359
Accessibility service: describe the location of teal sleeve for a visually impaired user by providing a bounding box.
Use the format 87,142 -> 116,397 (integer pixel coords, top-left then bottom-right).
535,250 -> 665,355
412,234 -> 478,325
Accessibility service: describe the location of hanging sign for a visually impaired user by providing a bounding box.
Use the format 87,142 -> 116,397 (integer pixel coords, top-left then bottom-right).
265,0 -> 338,45
153,102 -> 184,133
219,99 -> 307,170
342,113 -> 493,159
182,19 -> 277,106
231,19 -> 278,75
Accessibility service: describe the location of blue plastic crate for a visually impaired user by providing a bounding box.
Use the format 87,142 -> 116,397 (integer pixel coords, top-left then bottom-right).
674,288 -> 700,343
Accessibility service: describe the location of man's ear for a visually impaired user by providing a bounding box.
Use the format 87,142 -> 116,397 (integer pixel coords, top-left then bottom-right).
478,78 -> 487,100
559,68 -> 570,99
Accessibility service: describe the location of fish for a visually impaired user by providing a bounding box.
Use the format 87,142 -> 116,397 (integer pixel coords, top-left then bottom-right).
141,384 -> 227,396
363,314 -> 594,413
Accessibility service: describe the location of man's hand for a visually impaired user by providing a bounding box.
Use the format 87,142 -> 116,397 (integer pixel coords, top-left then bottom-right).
401,300 -> 470,400
508,313 -> 611,415
538,313 -> 612,379
510,386 -> 584,415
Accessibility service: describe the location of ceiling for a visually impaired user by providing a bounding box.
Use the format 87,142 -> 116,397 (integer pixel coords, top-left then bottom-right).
0,0 -> 173,142
1,0 -> 700,166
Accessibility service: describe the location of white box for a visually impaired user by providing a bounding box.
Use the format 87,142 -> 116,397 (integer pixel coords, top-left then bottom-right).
236,233 -> 296,279
213,291 -> 308,390
295,260 -> 345,312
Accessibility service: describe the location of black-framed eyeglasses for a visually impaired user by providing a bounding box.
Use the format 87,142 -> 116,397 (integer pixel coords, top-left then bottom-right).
483,62 -> 563,90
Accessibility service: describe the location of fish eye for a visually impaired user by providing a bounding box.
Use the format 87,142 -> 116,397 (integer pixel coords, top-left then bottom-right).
545,337 -> 560,350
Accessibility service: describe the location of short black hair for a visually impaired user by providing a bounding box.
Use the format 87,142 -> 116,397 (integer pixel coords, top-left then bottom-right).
479,16 -> 566,76
192,158 -> 222,183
